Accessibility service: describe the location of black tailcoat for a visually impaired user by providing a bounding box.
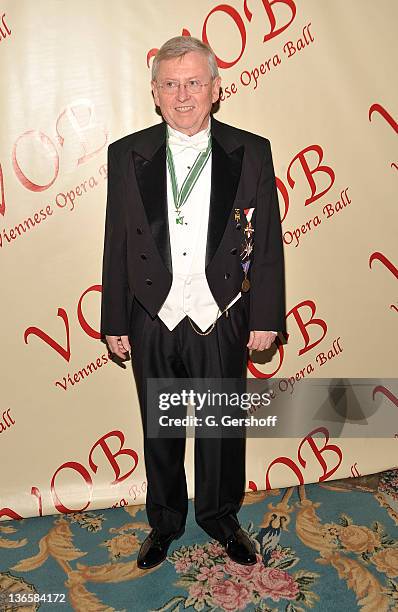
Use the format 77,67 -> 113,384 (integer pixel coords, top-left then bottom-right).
100,116 -> 286,337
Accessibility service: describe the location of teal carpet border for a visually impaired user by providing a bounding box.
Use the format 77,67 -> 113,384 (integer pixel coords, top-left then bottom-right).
1,470 -> 398,611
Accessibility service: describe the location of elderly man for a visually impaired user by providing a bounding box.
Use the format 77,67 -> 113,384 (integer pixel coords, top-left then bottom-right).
101,36 -> 286,569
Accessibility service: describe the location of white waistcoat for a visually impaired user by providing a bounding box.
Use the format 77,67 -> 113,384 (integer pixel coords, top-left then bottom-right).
157,124 -> 241,332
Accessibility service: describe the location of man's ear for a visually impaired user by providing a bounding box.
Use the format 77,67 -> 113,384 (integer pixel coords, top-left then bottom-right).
212,76 -> 222,103
151,81 -> 160,107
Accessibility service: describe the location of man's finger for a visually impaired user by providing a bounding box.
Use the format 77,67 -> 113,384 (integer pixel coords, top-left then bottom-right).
111,349 -> 127,360
111,344 -> 130,360
119,336 -> 131,353
107,340 -> 119,354
105,335 -> 130,360
247,330 -> 255,348
247,330 -> 278,351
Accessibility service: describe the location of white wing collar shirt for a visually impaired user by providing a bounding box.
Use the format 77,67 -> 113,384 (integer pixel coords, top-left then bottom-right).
157,123 -> 241,332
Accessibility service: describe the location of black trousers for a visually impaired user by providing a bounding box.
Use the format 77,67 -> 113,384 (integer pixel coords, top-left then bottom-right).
128,295 -> 249,544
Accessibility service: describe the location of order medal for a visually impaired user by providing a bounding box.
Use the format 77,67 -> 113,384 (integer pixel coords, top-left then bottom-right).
241,277 -> 251,292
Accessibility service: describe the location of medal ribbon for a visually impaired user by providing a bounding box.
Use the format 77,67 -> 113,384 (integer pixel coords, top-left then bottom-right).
167,137 -> 212,224
240,207 -> 255,291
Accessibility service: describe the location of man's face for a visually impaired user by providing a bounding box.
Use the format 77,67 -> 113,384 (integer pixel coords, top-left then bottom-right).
152,51 -> 221,136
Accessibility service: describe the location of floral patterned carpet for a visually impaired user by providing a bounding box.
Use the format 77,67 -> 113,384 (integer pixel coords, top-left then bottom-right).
1,469 -> 398,612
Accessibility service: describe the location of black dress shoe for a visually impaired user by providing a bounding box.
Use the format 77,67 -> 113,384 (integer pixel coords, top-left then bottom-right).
137,527 -> 184,570
225,528 -> 257,565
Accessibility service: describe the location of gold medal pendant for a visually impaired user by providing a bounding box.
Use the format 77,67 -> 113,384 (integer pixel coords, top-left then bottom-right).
241,277 -> 251,292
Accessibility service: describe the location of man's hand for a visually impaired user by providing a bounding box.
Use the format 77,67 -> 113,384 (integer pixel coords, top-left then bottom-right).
247,331 -> 277,351
106,335 -> 131,360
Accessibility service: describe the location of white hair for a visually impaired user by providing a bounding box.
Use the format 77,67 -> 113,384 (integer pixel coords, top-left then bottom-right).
152,36 -> 219,81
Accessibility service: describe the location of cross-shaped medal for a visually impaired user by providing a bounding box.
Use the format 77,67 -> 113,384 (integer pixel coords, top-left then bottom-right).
244,222 -> 254,238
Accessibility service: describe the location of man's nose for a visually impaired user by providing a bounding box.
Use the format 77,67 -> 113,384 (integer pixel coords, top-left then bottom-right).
177,84 -> 190,102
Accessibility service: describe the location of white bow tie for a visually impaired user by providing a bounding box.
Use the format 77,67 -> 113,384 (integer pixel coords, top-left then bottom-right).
168,130 -> 210,153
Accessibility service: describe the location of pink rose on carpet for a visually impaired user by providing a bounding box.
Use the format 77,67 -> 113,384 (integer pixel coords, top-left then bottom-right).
191,548 -> 209,562
224,554 -> 262,578
189,581 -> 209,601
197,564 -> 224,583
270,548 -> 285,560
252,567 -> 299,601
174,557 -> 193,573
211,579 -> 252,611
207,542 -> 225,556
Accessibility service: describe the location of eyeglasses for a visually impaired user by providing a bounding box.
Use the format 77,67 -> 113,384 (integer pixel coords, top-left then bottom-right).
156,79 -> 210,95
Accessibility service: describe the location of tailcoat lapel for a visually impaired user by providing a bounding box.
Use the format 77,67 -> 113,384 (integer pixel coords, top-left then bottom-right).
206,117 -> 244,267
132,123 -> 172,274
